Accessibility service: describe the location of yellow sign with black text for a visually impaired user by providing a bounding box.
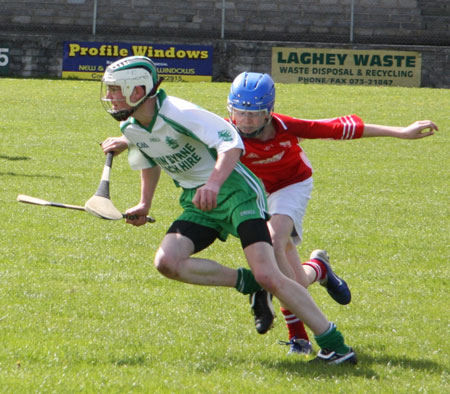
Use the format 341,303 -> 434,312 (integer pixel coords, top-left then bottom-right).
272,47 -> 421,87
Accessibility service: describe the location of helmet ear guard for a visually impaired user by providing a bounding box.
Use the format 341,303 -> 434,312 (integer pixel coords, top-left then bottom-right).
100,56 -> 163,121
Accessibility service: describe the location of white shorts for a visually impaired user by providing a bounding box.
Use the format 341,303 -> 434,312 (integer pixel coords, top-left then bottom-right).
267,177 -> 313,245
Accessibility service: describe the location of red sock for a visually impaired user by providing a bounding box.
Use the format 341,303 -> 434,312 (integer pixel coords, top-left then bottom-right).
281,307 -> 309,340
302,259 -> 327,283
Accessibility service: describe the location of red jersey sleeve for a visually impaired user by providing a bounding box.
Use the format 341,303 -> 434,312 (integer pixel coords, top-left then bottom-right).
273,113 -> 364,140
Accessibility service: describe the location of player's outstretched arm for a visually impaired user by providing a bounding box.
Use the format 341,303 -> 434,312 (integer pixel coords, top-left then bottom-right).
363,120 -> 438,139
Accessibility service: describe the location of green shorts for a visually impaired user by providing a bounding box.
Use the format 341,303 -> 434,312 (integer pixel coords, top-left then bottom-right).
177,164 -> 269,241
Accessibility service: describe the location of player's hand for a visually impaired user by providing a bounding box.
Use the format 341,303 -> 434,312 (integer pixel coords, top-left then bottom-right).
401,120 -> 438,139
101,136 -> 129,155
125,202 -> 150,227
193,183 -> 220,211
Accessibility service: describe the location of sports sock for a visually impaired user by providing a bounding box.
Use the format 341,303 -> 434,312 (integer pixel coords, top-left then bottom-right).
314,322 -> 351,354
281,307 -> 309,341
235,267 -> 263,295
302,259 -> 327,283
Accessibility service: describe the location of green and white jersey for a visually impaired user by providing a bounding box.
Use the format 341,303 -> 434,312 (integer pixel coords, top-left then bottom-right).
120,89 -> 244,189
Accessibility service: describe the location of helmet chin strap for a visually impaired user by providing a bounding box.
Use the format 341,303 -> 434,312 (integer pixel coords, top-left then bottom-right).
110,77 -> 164,121
238,125 -> 265,139
237,116 -> 272,139
110,107 -> 136,121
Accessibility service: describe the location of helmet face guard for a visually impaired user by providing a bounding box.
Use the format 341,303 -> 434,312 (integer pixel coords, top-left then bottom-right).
228,108 -> 270,138
100,56 -> 161,121
227,72 -> 275,138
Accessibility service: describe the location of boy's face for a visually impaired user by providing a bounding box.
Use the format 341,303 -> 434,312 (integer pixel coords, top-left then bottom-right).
104,85 -> 143,110
104,85 -> 128,111
231,109 -> 269,135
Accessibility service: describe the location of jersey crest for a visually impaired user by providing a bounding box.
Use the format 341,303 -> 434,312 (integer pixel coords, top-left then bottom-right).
218,129 -> 233,142
165,136 -> 179,149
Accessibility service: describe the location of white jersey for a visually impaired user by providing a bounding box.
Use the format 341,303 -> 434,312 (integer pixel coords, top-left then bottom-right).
120,90 -> 244,189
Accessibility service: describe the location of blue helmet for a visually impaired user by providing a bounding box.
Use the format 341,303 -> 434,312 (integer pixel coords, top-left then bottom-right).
228,72 -> 275,112
227,72 -> 275,137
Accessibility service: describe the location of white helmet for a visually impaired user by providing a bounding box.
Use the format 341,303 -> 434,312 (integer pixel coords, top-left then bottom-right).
101,56 -> 162,121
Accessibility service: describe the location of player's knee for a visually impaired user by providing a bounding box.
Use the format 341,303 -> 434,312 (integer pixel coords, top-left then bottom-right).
252,270 -> 279,294
154,249 -> 180,279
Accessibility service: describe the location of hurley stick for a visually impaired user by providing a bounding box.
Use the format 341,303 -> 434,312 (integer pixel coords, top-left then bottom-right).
17,194 -> 155,223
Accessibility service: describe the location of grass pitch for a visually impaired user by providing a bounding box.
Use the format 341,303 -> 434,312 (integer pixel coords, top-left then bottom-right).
0,78 -> 449,393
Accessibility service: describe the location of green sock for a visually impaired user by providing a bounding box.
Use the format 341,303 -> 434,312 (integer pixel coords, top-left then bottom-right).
314,322 -> 351,355
235,267 -> 263,295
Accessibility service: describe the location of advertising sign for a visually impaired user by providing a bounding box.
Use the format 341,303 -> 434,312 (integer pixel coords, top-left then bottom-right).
62,41 -> 213,82
0,48 -> 10,75
272,47 -> 421,87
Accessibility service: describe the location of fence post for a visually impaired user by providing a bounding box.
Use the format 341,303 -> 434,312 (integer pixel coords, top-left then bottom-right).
221,0 -> 225,39
350,0 -> 354,43
93,0 -> 98,36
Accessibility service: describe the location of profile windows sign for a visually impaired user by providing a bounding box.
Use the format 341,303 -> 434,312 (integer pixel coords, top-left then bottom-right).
62,41 -> 213,82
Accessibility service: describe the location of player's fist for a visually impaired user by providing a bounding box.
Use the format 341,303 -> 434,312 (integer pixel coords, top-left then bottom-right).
402,120 -> 438,139
193,183 -> 220,211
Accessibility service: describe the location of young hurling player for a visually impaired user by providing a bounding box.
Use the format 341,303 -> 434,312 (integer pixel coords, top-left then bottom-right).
226,71 -> 438,355
99,56 -> 358,365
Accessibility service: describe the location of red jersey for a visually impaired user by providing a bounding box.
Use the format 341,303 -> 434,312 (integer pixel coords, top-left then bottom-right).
238,113 -> 364,193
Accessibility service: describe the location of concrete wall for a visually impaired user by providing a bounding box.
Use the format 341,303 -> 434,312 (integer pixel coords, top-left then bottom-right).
1,0 -> 449,45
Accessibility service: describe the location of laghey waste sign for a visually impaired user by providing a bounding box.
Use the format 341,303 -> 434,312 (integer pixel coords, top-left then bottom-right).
272,47 -> 422,87
62,41 -> 213,82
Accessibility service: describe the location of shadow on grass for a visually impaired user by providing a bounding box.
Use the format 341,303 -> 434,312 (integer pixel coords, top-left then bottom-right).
0,155 -> 61,179
0,154 -> 31,161
255,349 -> 445,379
362,352 -> 446,373
257,356 -> 378,379
104,349 -> 446,382
0,171 -> 62,179
111,354 -> 147,367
